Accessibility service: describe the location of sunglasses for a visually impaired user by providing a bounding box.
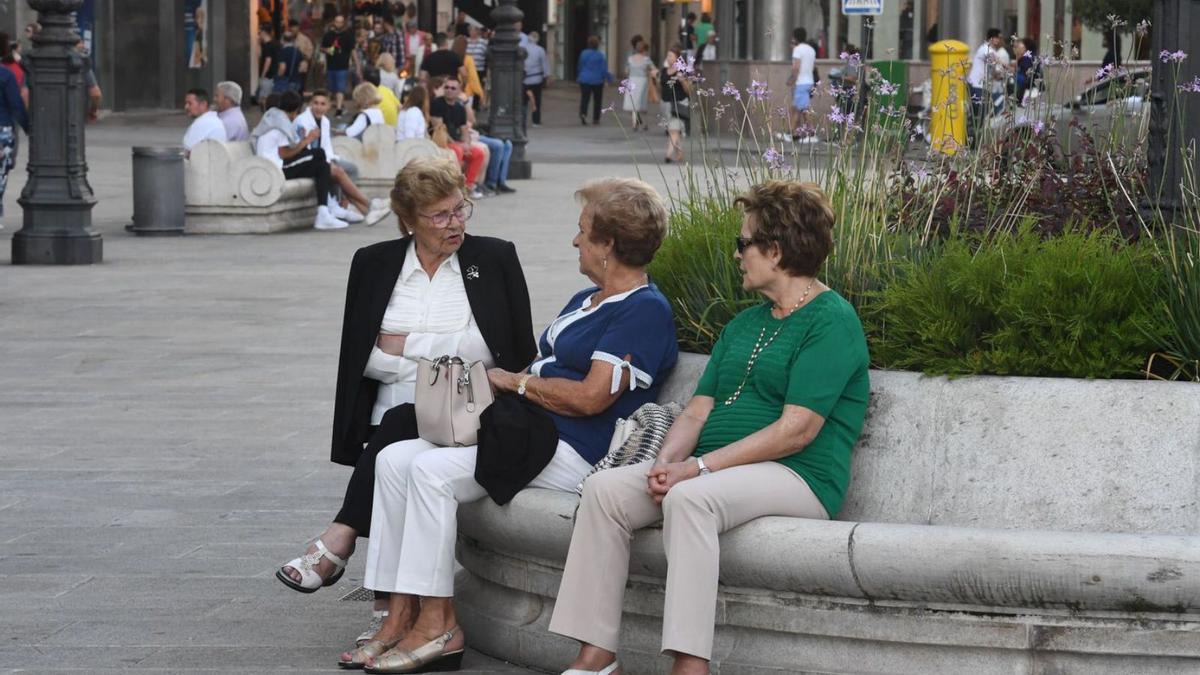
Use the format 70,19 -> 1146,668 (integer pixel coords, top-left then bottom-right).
734,236 -> 755,254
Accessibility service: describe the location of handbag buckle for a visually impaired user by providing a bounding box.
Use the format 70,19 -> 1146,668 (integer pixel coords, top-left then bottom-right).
429,355 -> 452,385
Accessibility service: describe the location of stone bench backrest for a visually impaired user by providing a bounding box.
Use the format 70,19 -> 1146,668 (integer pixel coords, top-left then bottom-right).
332,127 -> 444,183
658,353 -> 1200,535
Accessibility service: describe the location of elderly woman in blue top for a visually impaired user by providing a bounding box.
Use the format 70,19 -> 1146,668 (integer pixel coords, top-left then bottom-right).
577,35 -> 613,126
0,55 -> 27,231
343,176 -> 679,674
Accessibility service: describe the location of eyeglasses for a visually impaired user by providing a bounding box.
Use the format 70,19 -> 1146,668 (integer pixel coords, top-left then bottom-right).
419,200 -> 473,227
734,236 -> 755,254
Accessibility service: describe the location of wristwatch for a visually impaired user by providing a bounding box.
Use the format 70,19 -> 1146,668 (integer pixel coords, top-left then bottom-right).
695,456 -> 711,476
517,373 -> 534,396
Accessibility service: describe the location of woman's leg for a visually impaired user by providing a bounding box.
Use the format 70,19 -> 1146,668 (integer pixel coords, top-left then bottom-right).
361,438 -> 442,594
592,84 -> 604,123
549,461 -> 662,669
658,462 -> 828,666
579,83 -> 590,122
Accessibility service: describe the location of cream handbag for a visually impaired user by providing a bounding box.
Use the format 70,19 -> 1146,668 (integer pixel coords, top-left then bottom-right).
415,355 -> 494,447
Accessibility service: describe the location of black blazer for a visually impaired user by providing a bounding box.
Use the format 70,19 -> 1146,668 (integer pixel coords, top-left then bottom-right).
330,234 -> 538,466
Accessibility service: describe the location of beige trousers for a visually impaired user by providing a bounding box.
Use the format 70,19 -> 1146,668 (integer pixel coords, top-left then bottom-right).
548,459 -> 829,660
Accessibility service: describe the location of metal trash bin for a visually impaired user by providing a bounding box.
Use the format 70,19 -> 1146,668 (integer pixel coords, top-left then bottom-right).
127,146 -> 185,235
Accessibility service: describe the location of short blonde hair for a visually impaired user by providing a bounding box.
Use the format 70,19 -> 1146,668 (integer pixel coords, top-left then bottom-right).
352,82 -> 382,109
376,53 -> 397,73
575,178 -> 668,267
389,154 -> 467,235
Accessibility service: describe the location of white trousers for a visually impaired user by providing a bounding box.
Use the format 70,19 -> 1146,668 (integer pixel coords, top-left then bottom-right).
363,437 -> 593,597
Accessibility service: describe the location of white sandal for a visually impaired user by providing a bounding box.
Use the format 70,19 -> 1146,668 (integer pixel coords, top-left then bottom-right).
356,610 -> 389,647
275,539 -> 348,593
562,662 -> 620,675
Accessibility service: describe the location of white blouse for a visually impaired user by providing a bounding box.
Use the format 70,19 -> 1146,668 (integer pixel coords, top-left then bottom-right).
364,242 -> 494,424
346,108 -> 386,139
396,107 -> 428,141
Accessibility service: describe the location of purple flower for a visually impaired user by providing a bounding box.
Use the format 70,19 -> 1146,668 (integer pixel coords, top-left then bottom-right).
1136,19 -> 1151,37
762,147 -> 787,171
839,51 -> 862,67
827,107 -> 848,125
876,79 -> 900,96
1160,49 -> 1188,63
1178,77 -> 1200,93
673,54 -> 696,74
721,81 -> 743,101
747,80 -> 771,101
618,78 -> 634,95
1032,121 -> 1045,135
601,103 -> 615,115
775,106 -> 788,119
1095,63 -> 1114,80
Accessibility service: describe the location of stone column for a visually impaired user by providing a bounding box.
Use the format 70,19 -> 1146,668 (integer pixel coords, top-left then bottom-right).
1148,0 -> 1200,218
12,0 -> 100,265
487,0 -> 531,180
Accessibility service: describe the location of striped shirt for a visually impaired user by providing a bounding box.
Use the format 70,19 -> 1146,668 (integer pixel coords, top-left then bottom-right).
466,37 -> 488,71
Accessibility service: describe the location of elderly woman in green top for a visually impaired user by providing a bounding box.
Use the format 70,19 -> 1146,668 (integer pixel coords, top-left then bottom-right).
549,180 -> 870,675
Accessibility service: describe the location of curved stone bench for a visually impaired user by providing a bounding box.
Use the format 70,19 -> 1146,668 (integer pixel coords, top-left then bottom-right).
332,127 -> 450,197
455,353 -> 1200,674
184,139 -> 317,234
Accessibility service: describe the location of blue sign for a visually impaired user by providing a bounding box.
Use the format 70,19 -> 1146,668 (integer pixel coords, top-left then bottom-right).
842,0 -> 883,15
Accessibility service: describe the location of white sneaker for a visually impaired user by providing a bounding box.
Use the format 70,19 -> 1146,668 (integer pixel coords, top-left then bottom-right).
369,198 -> 391,212
329,200 -> 364,223
363,204 -> 392,227
470,187 -> 485,199
314,206 -> 349,230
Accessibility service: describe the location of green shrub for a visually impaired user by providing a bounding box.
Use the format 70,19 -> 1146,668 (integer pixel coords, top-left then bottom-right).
648,198 -> 757,353
866,228 -> 1166,378
1151,225 -> 1200,380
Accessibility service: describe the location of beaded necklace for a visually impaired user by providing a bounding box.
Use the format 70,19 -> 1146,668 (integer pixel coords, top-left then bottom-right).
722,279 -> 816,406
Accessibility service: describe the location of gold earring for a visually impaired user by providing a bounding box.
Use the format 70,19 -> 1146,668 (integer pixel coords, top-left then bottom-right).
603,257 -> 608,271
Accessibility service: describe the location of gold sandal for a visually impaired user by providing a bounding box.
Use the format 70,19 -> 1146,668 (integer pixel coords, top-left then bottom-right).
363,627 -> 464,673
338,637 -> 400,670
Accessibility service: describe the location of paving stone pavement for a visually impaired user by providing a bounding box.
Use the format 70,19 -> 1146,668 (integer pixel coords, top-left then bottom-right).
0,90 -> 699,674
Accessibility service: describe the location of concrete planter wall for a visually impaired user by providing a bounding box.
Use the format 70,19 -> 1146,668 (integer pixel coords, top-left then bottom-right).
454,353 -> 1200,674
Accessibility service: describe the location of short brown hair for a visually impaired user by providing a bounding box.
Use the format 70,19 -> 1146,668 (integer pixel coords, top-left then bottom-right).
389,155 -> 467,235
576,178 -> 668,268
734,180 -> 834,277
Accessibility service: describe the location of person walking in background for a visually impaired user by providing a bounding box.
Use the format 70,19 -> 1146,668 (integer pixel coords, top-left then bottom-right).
273,30 -> 306,95
680,11 -> 698,57
523,31 -> 549,128
290,19 -> 315,95
321,14 -> 356,117
624,37 -> 656,131
1012,37 -> 1041,106
0,33 -> 27,108
787,27 -> 817,144
695,13 -> 715,51
256,26 -> 280,106
0,53 -> 28,231
182,88 -> 227,152
452,35 -> 486,113
967,28 -> 1008,122
466,25 -> 488,82
577,35 -> 612,126
661,44 -> 689,164
214,81 -> 249,142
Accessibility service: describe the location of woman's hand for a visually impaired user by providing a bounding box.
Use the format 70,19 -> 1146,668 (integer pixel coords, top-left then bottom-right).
645,459 -> 699,505
376,332 -> 408,355
486,368 -> 520,394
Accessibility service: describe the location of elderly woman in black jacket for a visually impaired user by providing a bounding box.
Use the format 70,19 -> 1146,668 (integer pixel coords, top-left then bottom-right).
276,154 -> 537,641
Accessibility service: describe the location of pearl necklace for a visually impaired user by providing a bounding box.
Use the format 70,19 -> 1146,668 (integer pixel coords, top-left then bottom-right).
722,280 -> 817,406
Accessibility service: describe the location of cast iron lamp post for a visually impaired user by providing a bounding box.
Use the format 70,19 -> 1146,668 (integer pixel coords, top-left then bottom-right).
12,0 -> 101,264
487,0 -> 531,179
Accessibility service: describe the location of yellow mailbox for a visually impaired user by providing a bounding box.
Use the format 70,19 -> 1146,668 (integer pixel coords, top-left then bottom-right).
929,40 -> 970,155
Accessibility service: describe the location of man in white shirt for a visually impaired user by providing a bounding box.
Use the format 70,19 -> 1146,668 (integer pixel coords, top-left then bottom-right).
967,28 -> 1009,122
294,88 -> 365,223
182,88 -> 227,152
787,28 -> 817,144
214,81 -> 249,142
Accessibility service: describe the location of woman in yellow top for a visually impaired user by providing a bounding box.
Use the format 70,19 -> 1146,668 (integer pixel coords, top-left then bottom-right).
451,35 -> 486,110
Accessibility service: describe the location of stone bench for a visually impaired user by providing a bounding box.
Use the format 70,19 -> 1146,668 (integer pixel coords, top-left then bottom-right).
455,352 -> 1200,674
332,127 -> 449,198
184,139 -> 318,234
